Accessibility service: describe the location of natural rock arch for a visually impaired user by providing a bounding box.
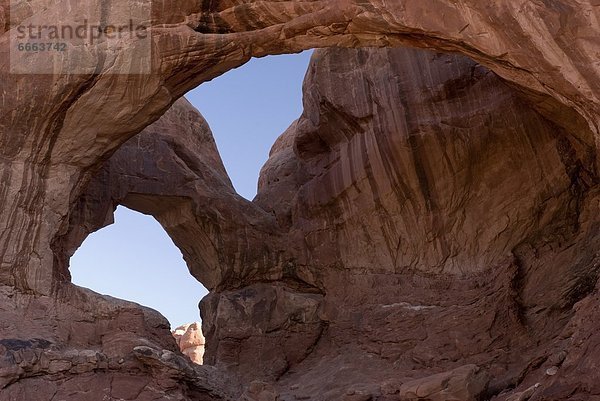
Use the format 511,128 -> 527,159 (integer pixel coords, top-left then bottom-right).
1,1 -> 599,400
55,97 -> 280,292
0,1 -> 598,295
20,45 -> 595,400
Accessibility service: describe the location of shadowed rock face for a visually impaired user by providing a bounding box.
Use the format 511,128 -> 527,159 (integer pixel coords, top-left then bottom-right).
0,1 -> 599,400
14,46 -> 596,400
254,48 -> 599,400
56,97 -> 283,292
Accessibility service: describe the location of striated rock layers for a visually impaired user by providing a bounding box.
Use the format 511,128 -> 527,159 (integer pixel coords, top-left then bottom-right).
0,0 -> 599,400
252,47 -> 599,400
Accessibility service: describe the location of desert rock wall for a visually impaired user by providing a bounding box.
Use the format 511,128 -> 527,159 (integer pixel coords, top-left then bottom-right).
0,1 -> 599,400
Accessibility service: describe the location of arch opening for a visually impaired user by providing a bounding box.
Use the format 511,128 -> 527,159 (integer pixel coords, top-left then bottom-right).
70,205 -> 208,364
58,44 -> 598,395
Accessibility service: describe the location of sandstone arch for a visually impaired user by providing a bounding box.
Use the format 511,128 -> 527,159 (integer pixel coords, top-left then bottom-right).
0,0 -> 598,294
1,1 -> 599,400
8,46 -> 592,399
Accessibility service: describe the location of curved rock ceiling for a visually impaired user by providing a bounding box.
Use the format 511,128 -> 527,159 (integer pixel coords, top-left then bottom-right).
0,1 -> 599,400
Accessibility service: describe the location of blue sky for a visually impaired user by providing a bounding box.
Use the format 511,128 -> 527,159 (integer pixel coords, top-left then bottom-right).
70,51 -> 313,328
70,206 -> 209,328
187,51 -> 313,200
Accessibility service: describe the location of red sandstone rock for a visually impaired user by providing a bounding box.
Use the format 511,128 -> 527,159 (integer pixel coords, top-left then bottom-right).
259,47 -> 599,400
0,1 -> 599,400
398,364 -> 489,401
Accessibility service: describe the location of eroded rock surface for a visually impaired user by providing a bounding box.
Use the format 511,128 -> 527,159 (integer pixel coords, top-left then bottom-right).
0,1 -> 599,400
29,45 -> 598,400
173,322 -> 206,365
256,47 -> 600,400
0,0 -> 598,295
398,364 -> 489,401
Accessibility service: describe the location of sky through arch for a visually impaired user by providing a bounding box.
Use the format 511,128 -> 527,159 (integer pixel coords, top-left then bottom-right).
70,52 -> 313,326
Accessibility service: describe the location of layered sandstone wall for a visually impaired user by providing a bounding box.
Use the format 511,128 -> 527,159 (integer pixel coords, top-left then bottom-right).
0,1 -> 599,400
46,46 -> 600,400
252,47 -> 600,400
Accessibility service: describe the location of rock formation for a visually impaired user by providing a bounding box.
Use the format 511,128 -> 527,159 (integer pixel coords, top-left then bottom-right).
254,47 -> 599,400
0,0 -> 599,400
398,364 -> 489,401
173,323 -> 206,365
